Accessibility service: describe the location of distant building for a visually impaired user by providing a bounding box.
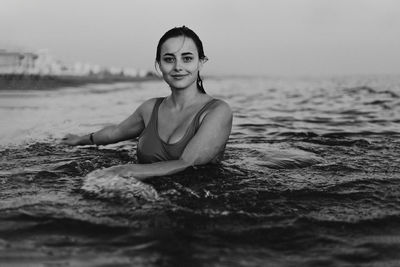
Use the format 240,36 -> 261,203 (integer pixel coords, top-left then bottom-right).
1,48 -> 153,78
123,68 -> 138,77
0,49 -> 38,74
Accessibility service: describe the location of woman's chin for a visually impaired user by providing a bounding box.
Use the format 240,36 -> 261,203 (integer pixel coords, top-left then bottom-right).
168,80 -> 196,90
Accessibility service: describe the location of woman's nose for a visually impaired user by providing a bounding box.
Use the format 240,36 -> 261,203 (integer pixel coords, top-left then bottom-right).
173,59 -> 183,70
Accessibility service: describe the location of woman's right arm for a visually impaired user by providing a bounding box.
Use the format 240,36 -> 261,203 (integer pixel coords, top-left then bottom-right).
62,98 -> 156,146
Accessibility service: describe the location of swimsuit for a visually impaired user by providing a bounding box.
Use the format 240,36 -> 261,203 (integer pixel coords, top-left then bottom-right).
137,97 -> 218,163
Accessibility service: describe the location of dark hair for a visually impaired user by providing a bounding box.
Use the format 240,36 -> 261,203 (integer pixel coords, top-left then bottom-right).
156,26 -> 207,94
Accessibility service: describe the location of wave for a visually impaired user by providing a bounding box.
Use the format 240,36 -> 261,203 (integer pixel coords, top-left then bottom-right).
81,169 -> 160,204
0,212 -> 134,236
274,130 -> 400,144
344,86 -> 399,98
296,214 -> 400,228
227,143 -> 323,170
273,131 -> 372,145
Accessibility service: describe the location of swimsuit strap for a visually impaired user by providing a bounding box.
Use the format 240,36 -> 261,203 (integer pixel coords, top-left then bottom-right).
192,98 -> 219,128
148,97 -> 165,131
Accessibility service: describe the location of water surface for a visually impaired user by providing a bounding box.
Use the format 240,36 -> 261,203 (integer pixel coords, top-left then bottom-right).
1,75 -> 400,266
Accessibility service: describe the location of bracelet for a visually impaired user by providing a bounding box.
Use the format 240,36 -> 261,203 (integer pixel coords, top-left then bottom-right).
89,132 -> 95,145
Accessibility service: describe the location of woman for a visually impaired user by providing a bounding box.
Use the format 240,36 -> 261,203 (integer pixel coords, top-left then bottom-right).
62,26 -> 232,180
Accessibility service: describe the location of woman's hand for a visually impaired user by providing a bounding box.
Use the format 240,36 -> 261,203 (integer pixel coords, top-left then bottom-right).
61,133 -> 84,146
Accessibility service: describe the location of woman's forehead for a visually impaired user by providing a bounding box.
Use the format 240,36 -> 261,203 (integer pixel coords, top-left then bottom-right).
161,36 -> 198,55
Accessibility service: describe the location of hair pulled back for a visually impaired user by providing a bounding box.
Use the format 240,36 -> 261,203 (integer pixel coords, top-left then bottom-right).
156,26 -> 207,94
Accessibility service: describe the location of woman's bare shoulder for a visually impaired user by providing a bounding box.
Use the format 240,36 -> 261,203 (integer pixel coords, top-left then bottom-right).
208,98 -> 232,115
137,97 -> 162,115
199,98 -> 232,123
213,98 -> 231,108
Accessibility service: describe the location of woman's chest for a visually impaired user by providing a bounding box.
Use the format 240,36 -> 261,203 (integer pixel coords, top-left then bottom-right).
157,109 -> 198,144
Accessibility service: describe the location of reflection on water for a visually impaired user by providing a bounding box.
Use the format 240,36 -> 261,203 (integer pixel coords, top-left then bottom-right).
1,75 -> 400,266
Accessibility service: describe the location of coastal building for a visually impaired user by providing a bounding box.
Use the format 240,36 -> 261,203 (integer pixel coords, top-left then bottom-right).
0,49 -> 38,74
0,47 -> 154,78
123,68 -> 138,77
33,50 -> 64,75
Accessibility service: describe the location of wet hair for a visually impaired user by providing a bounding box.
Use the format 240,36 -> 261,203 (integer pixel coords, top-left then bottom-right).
156,26 -> 207,94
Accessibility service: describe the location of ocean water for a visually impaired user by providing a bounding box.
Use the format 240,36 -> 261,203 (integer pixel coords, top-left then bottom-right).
1,75 -> 400,266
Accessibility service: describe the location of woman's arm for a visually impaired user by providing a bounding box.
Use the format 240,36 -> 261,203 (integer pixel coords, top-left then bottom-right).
62,98 -> 157,146
108,100 -> 233,180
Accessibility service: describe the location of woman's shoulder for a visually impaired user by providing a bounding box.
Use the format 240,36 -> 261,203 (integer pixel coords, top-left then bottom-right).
208,97 -> 232,114
138,97 -> 164,114
199,97 -> 232,123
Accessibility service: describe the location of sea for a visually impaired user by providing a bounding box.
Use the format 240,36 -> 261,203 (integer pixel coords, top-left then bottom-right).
1,75 -> 400,267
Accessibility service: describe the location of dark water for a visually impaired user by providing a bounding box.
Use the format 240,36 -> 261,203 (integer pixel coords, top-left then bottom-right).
1,75 -> 400,266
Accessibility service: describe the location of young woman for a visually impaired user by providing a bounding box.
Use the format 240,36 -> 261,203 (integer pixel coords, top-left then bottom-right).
62,26 -> 232,180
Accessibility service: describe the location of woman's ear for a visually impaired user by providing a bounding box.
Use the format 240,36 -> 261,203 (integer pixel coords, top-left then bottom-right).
199,56 -> 208,70
154,60 -> 163,77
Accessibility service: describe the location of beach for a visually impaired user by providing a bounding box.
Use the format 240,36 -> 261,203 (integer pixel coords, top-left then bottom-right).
1,75 -> 400,266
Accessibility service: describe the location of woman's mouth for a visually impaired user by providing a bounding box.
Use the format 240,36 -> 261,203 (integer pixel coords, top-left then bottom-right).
171,74 -> 188,80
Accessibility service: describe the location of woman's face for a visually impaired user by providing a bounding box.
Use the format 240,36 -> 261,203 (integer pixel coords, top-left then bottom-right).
159,36 -> 203,90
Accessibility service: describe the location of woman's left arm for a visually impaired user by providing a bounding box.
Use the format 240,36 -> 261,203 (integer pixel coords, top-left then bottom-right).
108,100 -> 233,180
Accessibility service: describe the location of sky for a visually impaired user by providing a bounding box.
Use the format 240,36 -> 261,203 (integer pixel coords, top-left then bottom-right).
1,0 -> 400,76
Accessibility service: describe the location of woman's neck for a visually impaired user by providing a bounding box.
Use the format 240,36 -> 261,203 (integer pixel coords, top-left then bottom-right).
168,84 -> 203,110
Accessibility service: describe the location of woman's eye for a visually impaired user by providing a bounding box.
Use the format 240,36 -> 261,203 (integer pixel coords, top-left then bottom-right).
183,57 -> 193,62
163,57 -> 175,63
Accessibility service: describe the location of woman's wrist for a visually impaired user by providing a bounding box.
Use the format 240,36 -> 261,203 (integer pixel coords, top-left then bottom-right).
116,164 -> 141,178
76,134 -> 94,146
89,132 -> 95,145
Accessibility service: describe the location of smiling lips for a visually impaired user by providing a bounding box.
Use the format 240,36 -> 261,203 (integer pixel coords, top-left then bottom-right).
171,74 -> 188,79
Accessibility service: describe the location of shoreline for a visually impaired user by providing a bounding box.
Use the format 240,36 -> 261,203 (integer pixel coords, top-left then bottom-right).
0,73 -> 161,90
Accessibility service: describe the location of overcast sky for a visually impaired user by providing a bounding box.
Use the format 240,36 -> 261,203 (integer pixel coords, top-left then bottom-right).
1,0 -> 399,76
